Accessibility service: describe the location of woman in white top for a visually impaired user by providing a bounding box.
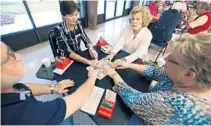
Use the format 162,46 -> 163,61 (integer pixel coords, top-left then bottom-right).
105,6 -> 153,63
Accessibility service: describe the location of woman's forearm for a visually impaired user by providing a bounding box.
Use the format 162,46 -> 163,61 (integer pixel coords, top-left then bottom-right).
25,83 -> 51,95
63,76 -> 97,120
69,52 -> 89,64
128,63 -> 147,73
111,72 -> 124,85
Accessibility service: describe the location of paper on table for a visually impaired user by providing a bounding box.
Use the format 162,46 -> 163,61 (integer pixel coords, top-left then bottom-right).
80,86 -> 105,115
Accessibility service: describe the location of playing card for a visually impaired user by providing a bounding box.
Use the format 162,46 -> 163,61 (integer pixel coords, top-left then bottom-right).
86,58 -> 110,80
97,72 -> 106,80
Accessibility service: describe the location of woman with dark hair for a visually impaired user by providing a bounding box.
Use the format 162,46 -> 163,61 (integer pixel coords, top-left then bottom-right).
54,1 -> 98,65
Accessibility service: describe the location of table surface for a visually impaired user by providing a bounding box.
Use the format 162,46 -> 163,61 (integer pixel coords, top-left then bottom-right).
36,46 -> 151,125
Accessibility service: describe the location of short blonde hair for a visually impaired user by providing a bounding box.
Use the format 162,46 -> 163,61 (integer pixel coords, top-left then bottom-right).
130,6 -> 152,27
174,33 -> 211,89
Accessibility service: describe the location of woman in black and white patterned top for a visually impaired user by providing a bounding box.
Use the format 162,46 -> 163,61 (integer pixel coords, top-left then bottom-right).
54,1 -> 98,65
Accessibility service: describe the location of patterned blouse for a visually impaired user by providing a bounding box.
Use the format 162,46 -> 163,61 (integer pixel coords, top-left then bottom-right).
54,21 -> 91,57
113,66 -> 211,124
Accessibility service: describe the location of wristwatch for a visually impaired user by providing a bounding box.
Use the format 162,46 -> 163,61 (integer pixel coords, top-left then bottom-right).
49,84 -> 55,94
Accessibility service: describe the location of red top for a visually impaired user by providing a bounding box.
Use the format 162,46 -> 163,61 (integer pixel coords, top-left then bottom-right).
148,2 -> 160,22
188,12 -> 211,34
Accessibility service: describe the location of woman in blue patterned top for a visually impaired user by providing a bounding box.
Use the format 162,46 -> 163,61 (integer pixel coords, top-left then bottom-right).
102,33 -> 211,124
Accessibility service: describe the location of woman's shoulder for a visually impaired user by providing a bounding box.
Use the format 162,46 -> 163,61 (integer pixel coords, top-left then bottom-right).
120,25 -> 133,36
54,22 -> 65,33
54,22 -> 63,29
54,23 -> 64,36
164,90 -> 211,108
137,27 -> 152,39
141,27 -> 152,35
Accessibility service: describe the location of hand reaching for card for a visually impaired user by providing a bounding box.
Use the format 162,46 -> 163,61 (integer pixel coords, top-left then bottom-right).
88,67 -> 98,78
112,59 -> 129,69
86,58 -> 114,80
101,62 -> 116,77
87,59 -> 99,67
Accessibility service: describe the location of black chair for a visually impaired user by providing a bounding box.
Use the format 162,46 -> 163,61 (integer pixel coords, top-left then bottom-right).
158,9 -> 182,40
48,30 -> 57,58
149,23 -> 169,62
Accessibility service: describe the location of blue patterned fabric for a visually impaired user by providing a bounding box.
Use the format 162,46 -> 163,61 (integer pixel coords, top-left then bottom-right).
113,66 -> 211,124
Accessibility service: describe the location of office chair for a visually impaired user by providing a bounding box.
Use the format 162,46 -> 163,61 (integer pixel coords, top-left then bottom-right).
48,30 -> 57,58
150,23 -> 169,62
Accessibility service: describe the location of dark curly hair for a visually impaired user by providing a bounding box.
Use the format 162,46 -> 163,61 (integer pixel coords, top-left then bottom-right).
60,1 -> 80,16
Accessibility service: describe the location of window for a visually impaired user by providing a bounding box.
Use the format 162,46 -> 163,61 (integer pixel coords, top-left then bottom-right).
140,0 -> 149,6
125,0 -> 131,9
0,1 -> 33,35
78,0 -> 85,18
26,0 -> 62,27
105,0 -> 116,20
97,0 -> 105,15
115,0 -> 124,17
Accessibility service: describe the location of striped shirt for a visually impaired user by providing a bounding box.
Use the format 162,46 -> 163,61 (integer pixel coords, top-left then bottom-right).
54,21 -> 91,57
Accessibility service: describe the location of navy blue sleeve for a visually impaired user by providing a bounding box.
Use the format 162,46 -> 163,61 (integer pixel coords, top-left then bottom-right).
17,98 -> 66,125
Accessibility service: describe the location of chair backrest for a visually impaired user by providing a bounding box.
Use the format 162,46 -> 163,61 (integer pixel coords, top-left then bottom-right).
157,9 -> 182,40
149,23 -> 166,46
48,30 -> 57,58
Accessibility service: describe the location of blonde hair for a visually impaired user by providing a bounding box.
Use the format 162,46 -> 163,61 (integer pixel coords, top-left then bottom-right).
174,33 -> 211,89
130,6 -> 152,27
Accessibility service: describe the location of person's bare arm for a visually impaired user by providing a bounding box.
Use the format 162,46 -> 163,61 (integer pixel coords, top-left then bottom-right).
112,60 -> 148,74
69,52 -> 97,65
128,63 -> 148,74
69,52 -> 89,64
26,80 -> 74,96
62,69 -> 97,120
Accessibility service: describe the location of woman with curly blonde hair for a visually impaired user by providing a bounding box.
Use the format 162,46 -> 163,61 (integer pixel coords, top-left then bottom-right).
105,6 -> 152,63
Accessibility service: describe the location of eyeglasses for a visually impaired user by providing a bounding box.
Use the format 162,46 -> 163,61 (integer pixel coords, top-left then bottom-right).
166,55 -> 195,72
1,48 -> 16,66
167,59 -> 180,66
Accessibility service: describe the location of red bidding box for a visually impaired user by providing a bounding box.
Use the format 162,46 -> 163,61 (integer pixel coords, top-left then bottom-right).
97,39 -> 109,47
56,58 -> 72,70
97,100 -> 116,120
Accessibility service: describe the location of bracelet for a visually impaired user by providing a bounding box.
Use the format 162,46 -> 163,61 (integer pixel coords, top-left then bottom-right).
111,72 -> 118,78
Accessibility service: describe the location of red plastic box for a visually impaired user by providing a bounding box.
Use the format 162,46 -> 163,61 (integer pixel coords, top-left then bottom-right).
56,58 -> 72,70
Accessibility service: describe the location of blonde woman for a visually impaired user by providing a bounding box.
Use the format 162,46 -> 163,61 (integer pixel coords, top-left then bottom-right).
103,33 -> 211,124
105,6 -> 152,63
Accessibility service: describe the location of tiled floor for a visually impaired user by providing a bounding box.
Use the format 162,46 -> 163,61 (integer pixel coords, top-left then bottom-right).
17,16 -> 170,125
